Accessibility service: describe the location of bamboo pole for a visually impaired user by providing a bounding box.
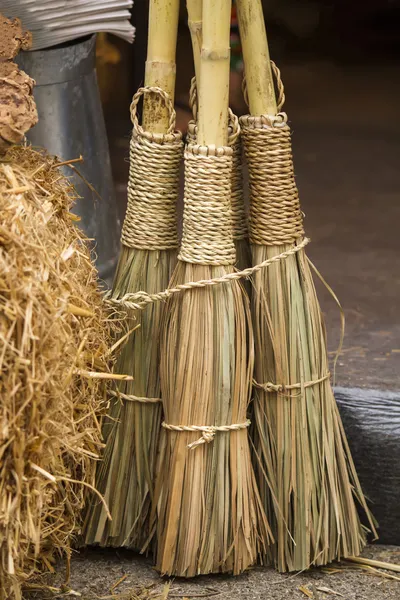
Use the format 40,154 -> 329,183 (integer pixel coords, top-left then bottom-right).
187,0 -> 202,85
187,0 -> 250,274
143,0 -> 180,132
235,0 -> 276,116
197,0 -> 231,147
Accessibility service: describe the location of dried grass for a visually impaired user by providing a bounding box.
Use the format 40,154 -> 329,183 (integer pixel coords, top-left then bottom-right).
0,146 -> 116,600
155,262 -> 272,576
235,238 -> 251,272
250,243 -> 378,571
84,246 -> 176,550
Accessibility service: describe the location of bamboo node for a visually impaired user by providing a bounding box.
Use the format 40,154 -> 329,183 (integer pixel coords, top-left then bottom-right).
162,420 -> 251,450
253,373 -> 331,397
201,48 -> 230,61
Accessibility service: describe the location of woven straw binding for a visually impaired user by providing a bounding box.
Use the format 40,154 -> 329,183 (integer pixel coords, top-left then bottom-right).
121,86 -> 183,251
178,143 -> 236,266
188,79 -> 248,244
240,114 -> 304,246
187,120 -> 247,243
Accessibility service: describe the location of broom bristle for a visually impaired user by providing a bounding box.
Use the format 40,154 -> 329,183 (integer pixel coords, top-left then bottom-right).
241,115 -> 377,572
84,85 -> 183,551
154,137 -> 272,576
84,247 -> 176,549
252,244 -> 377,571
156,262 -> 271,576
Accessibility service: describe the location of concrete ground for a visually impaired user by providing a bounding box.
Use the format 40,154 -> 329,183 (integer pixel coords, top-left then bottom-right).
40,545 -> 400,599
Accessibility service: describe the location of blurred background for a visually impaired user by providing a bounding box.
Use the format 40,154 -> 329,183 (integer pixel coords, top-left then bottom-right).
98,0 -> 400,390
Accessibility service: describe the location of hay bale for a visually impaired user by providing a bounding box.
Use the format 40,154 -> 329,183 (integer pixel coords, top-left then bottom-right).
0,146 -> 116,600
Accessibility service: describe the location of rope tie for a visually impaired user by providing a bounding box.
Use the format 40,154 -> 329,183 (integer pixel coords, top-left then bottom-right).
105,237 -> 310,311
162,419 -> 251,450
189,76 -> 198,121
121,86 -> 183,251
253,373 -> 331,397
178,143 -> 236,265
109,389 -> 161,404
240,113 -> 305,246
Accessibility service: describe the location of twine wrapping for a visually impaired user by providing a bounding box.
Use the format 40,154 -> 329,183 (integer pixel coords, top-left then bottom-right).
188,80 -> 247,243
229,130 -> 248,241
108,389 -> 161,404
162,419 -> 251,450
121,87 -> 183,251
178,143 -> 236,266
240,113 -> 305,246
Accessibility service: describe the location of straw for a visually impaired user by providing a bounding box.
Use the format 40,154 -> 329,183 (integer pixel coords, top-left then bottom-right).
0,146 -> 116,600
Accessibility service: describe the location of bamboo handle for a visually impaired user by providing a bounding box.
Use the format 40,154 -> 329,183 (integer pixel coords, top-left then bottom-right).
187,0 -> 202,86
235,0 -> 277,116
143,0 -> 180,133
197,0 -> 231,147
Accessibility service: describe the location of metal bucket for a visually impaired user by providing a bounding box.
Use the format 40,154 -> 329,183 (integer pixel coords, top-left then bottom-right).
16,35 -> 120,286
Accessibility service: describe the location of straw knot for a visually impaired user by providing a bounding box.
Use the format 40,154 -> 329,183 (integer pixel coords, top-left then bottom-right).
178,143 -> 236,265
162,420 -> 251,450
193,426 -> 216,448
121,87 -> 183,251
253,373 -> 331,396
240,115 -> 304,246
109,389 -> 161,404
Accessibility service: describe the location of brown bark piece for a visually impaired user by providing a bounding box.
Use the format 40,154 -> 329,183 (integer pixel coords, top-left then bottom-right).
0,15 -> 32,60
0,14 -> 37,153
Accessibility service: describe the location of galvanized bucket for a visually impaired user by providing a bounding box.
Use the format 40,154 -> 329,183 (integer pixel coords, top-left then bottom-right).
17,35 -> 120,286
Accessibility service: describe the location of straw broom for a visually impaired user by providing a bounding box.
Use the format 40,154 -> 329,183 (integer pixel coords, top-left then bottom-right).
236,0 -> 377,572
186,0 -> 250,272
154,0 -> 271,577
84,0 -> 182,550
